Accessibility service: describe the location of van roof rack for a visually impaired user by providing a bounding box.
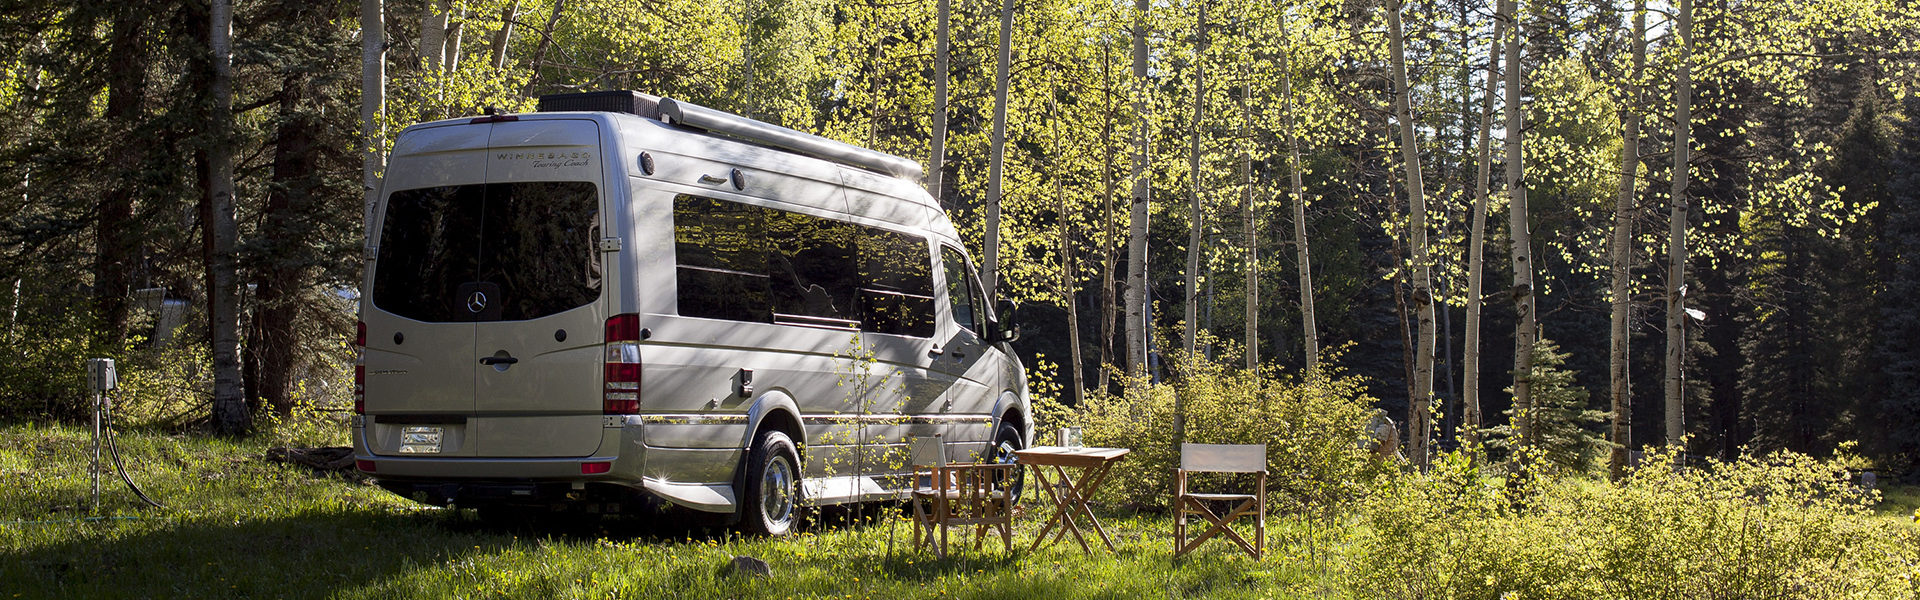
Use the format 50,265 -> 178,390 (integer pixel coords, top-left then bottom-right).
536,90 -> 923,181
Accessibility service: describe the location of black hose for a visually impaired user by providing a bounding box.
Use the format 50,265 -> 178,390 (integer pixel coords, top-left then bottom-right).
102,393 -> 164,510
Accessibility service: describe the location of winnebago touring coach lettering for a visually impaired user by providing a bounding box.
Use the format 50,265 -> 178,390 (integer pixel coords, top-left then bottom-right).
494,151 -> 592,160
355,94 -> 1030,537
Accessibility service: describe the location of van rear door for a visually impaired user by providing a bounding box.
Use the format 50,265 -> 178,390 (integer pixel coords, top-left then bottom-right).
471,119 -> 608,457
364,125 -> 489,457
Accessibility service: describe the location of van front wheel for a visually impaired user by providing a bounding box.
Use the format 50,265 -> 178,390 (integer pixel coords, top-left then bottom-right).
741,430 -> 801,536
988,424 -> 1026,504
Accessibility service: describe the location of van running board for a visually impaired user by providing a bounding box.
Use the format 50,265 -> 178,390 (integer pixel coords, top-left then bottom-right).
645,476 -> 911,514
803,476 -> 908,506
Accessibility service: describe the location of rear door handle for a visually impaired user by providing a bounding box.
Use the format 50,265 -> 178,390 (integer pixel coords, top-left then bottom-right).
928,345 -> 945,358
479,357 -> 519,366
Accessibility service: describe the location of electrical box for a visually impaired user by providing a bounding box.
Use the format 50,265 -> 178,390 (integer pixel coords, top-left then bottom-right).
734,368 -> 753,398
86,358 -> 117,392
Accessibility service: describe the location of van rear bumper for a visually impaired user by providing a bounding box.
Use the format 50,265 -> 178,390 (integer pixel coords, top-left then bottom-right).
353,422 -> 634,476
352,421 -> 744,514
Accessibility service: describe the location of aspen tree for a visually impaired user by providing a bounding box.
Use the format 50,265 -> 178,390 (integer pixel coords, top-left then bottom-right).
1387,0 -> 1437,467
1462,0 -> 1505,448
1609,0 -> 1647,477
209,0 -> 247,434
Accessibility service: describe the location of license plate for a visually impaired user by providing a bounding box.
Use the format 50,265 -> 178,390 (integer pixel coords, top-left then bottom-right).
400,426 -> 444,454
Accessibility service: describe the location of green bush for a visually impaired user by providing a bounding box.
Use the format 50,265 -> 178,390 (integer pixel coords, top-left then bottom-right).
1347,446 -> 1920,600
1038,347 -> 1386,513
0,282 -> 214,427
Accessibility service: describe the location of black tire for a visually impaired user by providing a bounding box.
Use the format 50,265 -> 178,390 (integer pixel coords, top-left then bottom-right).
987,423 -> 1026,503
741,430 -> 802,536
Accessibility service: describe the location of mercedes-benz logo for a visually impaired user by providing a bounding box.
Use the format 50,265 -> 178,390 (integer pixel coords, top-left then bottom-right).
466,291 -> 488,313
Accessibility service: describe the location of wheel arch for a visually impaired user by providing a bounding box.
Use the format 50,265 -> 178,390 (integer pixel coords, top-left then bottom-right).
990,390 -> 1032,448
730,391 -> 806,523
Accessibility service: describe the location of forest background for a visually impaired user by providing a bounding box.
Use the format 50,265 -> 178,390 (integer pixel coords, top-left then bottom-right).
1,0 -> 1919,479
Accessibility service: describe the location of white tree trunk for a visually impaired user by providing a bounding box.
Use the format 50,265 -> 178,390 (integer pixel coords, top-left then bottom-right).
1281,12 -> 1318,371
1057,95 -> 1086,404
928,0 -> 951,203
490,0 -> 520,69
521,0 -> 567,93
445,6 -> 466,73
1462,4 -> 1504,448
209,0 -> 247,434
1242,75 -> 1257,371
1387,0 -> 1437,468
1501,0 -> 1536,446
1124,0 -> 1152,377
1609,0 -> 1646,477
740,0 -> 755,115
1664,0 -> 1693,447
363,0 -> 386,225
1098,42 -> 1118,393
421,0 -> 450,71
1184,0 -> 1207,360
982,0 -> 1014,299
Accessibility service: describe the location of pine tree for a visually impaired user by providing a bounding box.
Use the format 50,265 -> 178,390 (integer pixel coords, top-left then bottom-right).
1875,94 -> 1920,476
1493,338 -> 1608,474
1737,204 -> 1827,455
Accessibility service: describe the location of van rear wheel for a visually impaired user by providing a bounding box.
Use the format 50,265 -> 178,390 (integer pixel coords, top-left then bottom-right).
741,430 -> 801,536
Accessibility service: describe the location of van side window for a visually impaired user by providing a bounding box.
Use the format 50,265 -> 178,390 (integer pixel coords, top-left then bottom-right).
941,246 -> 982,335
671,194 -> 936,338
673,195 -> 773,323
860,230 -> 936,338
767,210 -> 859,325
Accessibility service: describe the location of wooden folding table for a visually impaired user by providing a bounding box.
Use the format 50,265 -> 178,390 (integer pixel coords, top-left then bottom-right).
1014,445 -> 1131,553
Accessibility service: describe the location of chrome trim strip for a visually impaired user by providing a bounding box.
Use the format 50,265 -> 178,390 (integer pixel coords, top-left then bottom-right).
640,414 -> 750,425
641,413 -> 991,425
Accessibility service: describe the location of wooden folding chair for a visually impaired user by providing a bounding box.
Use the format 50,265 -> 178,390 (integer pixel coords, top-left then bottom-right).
1173,443 -> 1267,559
910,436 -> 1016,557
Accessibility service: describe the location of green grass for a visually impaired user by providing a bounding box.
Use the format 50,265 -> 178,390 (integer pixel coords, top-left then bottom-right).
1,423 -> 1343,599
1882,484 -> 1920,521
8,423 -> 1917,600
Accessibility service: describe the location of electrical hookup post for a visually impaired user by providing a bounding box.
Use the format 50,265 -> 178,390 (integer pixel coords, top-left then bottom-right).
86,358 -> 117,513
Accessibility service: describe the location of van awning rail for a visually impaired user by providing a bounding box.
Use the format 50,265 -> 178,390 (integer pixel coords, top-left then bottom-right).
656,98 -> 924,181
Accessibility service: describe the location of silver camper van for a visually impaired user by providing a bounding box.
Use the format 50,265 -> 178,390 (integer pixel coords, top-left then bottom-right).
352,92 -> 1031,535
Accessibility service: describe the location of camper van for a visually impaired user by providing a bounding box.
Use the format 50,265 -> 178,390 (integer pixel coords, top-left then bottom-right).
352,92 -> 1031,535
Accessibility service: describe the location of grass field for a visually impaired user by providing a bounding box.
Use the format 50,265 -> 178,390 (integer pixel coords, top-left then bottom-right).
1,423 -> 1346,599
4,423 -> 1916,599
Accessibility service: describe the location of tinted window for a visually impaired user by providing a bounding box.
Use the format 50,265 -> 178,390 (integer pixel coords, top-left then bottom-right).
672,194 -> 935,337
767,210 -> 858,325
374,182 -> 600,323
941,246 -> 981,335
375,185 -> 485,323
674,195 -> 772,322
860,230 -> 935,337
483,182 -> 603,321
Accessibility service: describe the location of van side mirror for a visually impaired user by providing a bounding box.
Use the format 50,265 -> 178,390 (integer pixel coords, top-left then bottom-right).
987,299 -> 1020,344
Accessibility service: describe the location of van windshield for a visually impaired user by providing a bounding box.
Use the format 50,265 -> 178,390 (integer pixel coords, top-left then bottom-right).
374,182 -> 601,323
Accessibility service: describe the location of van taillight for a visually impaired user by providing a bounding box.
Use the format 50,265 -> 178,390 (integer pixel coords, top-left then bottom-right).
354,321 -> 366,414
603,314 -> 642,414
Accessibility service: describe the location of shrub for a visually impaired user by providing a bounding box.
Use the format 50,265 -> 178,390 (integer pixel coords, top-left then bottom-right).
1039,346 -> 1386,513
1347,446 -> 1920,600
0,282 -> 214,427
